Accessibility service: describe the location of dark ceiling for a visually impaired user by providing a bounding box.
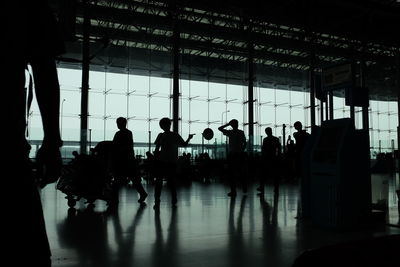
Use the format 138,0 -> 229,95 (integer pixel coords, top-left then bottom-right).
51,0 -> 400,100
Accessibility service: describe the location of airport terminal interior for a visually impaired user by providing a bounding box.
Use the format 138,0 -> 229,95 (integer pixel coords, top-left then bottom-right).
10,0 -> 400,266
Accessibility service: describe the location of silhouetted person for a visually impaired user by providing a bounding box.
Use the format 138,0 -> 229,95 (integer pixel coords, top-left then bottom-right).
143,151 -> 156,183
182,152 -> 194,181
72,150 -> 79,158
284,135 -> 296,181
396,189 -> 400,218
259,127 -> 281,194
293,121 -> 310,178
69,150 -> 80,165
286,135 -> 295,157
111,117 -> 147,204
218,119 -> 247,197
153,117 -> 194,209
3,1 -> 64,265
199,152 -> 212,183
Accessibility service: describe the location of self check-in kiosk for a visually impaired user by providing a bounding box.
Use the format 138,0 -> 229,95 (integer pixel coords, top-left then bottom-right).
303,62 -> 371,229
309,118 -> 371,229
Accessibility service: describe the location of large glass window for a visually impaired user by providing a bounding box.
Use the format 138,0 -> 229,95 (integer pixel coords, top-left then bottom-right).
25,67 -> 397,159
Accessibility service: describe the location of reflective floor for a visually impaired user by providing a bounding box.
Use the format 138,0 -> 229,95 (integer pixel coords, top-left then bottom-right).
40,175 -> 400,267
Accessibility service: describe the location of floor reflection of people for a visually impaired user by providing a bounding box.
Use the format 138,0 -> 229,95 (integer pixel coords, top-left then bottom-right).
152,208 -> 179,267
57,208 -> 111,267
260,192 -> 281,266
228,196 -> 247,267
112,203 -> 147,267
57,203 -> 147,267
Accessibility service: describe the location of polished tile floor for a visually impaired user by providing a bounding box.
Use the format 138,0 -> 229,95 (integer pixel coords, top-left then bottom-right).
40,175 -> 399,267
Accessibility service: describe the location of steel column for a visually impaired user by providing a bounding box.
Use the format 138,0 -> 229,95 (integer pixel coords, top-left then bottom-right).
80,0 -> 90,154
172,9 -> 180,134
248,40 -> 254,153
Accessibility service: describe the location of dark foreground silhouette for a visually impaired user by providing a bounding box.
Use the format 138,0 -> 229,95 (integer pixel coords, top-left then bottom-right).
3,1 -> 64,266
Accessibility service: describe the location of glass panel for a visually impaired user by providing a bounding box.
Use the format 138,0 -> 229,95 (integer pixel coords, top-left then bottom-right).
333,96 -> 345,119
28,114 -> 43,141
132,75 -> 150,94
151,96 -> 170,121
104,118 -> 116,141
61,117 -> 80,141
190,121 -> 207,144
106,93 -> 127,118
190,80 -> 208,99
131,119 -> 148,144
88,91 -> 104,118
106,72 -> 128,93
88,118 -> 104,142
129,95 -> 148,120
191,98 -> 207,123
276,106 -> 290,140
89,70 -> 106,91
58,68 -> 81,89
60,90 -> 81,116
227,84 -> 243,126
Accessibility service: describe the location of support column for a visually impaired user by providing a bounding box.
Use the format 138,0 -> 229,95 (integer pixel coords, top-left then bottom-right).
350,105 -> 356,122
148,131 -> 151,152
80,0 -> 90,154
350,62 -> 356,123
172,9 -> 180,134
396,52 -> 400,174
248,40 -> 254,153
325,96 -> 329,120
320,100 -> 324,123
328,90 -> 334,120
360,59 -> 369,132
309,50 -> 316,131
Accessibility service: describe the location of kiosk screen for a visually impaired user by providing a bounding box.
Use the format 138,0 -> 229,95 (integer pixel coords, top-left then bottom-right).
313,127 -> 343,164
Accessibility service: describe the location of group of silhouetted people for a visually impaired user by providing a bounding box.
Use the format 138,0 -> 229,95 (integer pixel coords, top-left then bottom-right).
108,116 -> 194,210
106,115 -> 310,212
218,119 -> 309,197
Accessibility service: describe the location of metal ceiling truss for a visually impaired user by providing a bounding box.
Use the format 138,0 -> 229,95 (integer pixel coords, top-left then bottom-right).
55,0 -> 399,99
